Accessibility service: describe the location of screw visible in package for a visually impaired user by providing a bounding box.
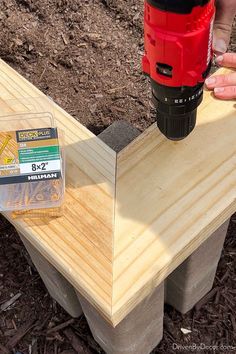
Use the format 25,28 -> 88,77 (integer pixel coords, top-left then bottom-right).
0,134 -> 12,157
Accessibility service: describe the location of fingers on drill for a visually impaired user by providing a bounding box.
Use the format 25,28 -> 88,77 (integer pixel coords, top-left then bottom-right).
216,53 -> 236,68
213,86 -> 236,100
205,72 -> 236,89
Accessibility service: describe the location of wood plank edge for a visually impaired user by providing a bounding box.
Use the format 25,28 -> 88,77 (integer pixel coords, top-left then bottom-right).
110,201 -> 236,326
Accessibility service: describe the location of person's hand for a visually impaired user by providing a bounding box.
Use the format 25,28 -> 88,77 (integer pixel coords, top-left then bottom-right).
213,0 -> 236,54
205,53 -> 236,99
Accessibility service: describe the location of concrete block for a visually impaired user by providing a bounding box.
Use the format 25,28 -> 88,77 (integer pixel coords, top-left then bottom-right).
166,265 -> 218,313
18,232 -> 83,318
165,220 -> 229,313
77,283 -> 164,354
98,120 -> 140,153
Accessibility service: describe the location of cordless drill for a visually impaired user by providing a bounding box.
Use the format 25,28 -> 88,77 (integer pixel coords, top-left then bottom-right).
143,0 -> 215,140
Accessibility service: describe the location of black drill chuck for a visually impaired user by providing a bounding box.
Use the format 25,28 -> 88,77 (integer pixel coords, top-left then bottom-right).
151,80 -> 204,140
156,109 -> 198,141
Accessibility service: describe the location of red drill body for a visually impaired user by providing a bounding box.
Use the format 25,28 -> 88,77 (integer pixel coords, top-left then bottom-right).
143,0 -> 215,140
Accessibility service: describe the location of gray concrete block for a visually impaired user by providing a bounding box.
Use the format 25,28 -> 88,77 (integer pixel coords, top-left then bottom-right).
18,232 -> 83,318
165,220 -> 229,313
77,283 -> 164,354
98,121 -> 140,153
166,265 -> 218,313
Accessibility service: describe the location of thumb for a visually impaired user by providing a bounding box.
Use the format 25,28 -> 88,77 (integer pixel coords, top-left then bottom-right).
213,0 -> 236,54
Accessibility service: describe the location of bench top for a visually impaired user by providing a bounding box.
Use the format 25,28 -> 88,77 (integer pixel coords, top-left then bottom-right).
1,60 -> 235,326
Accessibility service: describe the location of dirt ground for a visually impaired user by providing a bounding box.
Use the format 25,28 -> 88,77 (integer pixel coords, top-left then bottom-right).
0,0 -> 153,134
0,0 -> 236,353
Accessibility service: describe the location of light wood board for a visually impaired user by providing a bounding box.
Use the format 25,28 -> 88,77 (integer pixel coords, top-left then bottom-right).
0,59 -> 116,318
0,59 -> 235,326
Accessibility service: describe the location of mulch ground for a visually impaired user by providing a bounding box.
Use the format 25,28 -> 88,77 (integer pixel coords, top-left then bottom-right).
0,0 -> 235,353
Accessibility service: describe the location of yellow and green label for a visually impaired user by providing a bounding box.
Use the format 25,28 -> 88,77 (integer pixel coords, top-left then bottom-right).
0,128 -> 62,185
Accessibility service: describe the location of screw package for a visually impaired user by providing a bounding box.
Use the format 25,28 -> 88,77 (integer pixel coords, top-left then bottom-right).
0,99 -> 65,216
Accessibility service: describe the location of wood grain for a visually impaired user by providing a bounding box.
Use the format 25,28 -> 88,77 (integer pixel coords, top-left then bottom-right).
0,59 -> 116,318
113,70 -> 236,324
0,60 -> 235,326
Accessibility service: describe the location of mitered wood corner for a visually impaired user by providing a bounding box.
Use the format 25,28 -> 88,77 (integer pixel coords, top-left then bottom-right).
0,60 -> 235,326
